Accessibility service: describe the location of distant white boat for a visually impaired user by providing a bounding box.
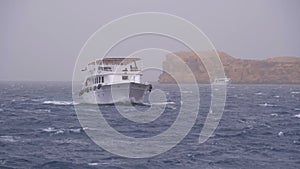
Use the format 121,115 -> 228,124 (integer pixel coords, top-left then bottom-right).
79,57 -> 152,104
213,77 -> 230,84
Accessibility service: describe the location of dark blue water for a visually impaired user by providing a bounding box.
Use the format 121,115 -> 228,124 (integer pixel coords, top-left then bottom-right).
0,81 -> 300,169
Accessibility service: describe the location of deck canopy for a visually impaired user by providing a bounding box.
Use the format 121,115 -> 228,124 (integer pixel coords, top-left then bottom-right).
95,58 -> 140,65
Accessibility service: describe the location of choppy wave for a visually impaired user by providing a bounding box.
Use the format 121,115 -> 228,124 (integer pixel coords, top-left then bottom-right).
293,114 -> 300,118
43,100 -> 78,106
271,113 -> 278,117
166,104 -> 177,110
42,127 -> 56,132
31,98 -> 46,102
151,101 -> 176,105
278,131 -> 284,136
88,162 -> 99,166
0,136 -> 19,143
53,139 -> 89,145
259,103 -> 277,107
11,97 -> 30,102
36,109 -> 51,113
2,82 -> 300,168
42,127 -> 82,134
293,140 -> 300,145
141,101 -> 176,107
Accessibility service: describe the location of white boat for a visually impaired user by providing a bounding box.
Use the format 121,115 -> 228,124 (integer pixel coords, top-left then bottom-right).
213,77 -> 231,84
79,57 -> 152,104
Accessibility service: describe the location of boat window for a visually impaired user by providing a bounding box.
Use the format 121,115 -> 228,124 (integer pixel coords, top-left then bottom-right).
122,76 -> 128,80
130,65 -> 138,71
102,76 -> 104,83
104,67 -> 112,71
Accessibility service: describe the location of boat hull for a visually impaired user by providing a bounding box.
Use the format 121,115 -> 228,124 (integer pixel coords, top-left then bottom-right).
82,82 -> 150,104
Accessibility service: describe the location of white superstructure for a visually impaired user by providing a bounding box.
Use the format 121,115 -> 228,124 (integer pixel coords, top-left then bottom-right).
79,58 -> 152,104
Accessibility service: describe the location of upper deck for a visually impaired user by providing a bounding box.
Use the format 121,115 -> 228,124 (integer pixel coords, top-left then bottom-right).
84,57 -> 141,73
82,57 -> 143,87
94,58 -> 140,65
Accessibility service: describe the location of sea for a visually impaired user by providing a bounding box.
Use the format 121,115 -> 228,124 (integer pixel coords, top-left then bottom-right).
0,81 -> 299,169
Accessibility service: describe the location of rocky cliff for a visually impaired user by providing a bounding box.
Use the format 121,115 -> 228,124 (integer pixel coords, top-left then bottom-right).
158,51 -> 300,84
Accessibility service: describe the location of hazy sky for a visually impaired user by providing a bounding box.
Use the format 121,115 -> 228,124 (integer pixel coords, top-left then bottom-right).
1,0 -> 299,81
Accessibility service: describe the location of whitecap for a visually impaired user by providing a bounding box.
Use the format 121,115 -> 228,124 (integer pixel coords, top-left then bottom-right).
82,127 -> 99,131
271,113 -> 278,117
81,108 -> 99,112
151,101 -> 175,105
255,92 -> 264,95
88,163 -> 99,166
37,109 -> 51,113
11,97 -> 30,102
259,103 -> 277,107
274,95 -> 280,98
293,140 -> 300,145
0,136 -> 18,142
43,100 -> 78,106
55,130 -> 65,134
293,114 -> 300,118
42,127 -> 56,132
69,128 -> 82,133
167,105 -> 177,110
42,127 -> 82,134
238,119 -> 246,123
294,108 -> 300,111
291,91 -> 300,94
278,131 -> 284,136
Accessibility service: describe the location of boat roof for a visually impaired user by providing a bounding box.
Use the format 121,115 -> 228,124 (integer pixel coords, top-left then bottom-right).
88,58 -> 140,65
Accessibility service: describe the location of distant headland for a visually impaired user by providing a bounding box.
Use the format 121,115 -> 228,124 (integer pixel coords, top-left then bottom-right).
158,51 -> 300,84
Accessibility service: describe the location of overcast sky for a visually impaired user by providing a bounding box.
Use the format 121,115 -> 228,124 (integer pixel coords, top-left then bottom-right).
1,0 -> 299,81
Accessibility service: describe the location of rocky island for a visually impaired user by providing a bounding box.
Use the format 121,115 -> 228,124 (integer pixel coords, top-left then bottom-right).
158,51 -> 300,84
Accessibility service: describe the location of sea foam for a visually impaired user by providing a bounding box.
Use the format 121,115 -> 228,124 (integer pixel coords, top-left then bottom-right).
43,100 -> 78,105
259,103 -> 277,107
293,114 -> 300,118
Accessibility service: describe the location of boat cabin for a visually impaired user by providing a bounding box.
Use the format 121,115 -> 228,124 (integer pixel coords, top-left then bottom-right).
82,58 -> 142,88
